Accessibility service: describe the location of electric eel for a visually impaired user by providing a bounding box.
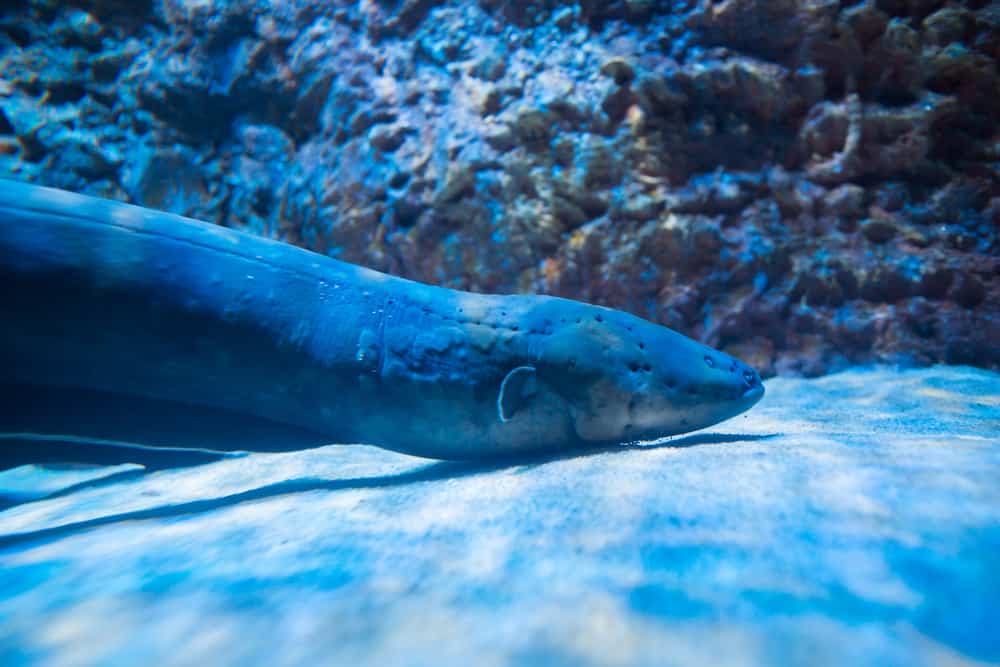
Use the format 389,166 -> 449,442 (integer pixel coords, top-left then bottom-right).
0,180 -> 764,462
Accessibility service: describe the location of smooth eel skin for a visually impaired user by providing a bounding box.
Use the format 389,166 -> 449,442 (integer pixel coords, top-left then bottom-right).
0,180 -> 764,461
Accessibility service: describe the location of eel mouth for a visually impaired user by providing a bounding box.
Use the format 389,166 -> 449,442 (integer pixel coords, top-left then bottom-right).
742,384 -> 765,405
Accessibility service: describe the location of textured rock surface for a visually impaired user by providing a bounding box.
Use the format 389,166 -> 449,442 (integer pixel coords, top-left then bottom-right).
0,366 -> 998,666
0,1 -> 998,375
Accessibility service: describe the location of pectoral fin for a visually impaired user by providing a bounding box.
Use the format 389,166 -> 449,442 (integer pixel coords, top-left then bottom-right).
497,366 -> 538,423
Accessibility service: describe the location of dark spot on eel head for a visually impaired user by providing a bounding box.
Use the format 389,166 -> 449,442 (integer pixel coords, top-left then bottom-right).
628,362 -> 640,372
638,342 -> 645,350
595,314 -> 604,322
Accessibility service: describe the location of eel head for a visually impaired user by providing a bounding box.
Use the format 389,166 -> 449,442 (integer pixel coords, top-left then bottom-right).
517,301 -> 764,444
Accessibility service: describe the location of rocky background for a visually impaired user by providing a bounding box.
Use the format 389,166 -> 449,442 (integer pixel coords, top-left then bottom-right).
1,0 -> 997,376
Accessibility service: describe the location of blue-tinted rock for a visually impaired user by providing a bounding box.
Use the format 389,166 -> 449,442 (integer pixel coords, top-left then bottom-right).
0,0 -> 997,375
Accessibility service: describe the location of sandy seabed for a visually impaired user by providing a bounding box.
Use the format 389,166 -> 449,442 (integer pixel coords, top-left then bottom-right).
0,366 -> 997,667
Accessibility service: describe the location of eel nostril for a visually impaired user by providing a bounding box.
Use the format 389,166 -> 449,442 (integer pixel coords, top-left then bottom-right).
742,369 -> 759,388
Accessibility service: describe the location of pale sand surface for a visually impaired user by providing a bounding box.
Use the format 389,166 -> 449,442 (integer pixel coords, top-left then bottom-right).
0,366 -> 997,666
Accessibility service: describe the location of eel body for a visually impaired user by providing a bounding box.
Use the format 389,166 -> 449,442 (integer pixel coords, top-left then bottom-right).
0,180 -> 764,461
